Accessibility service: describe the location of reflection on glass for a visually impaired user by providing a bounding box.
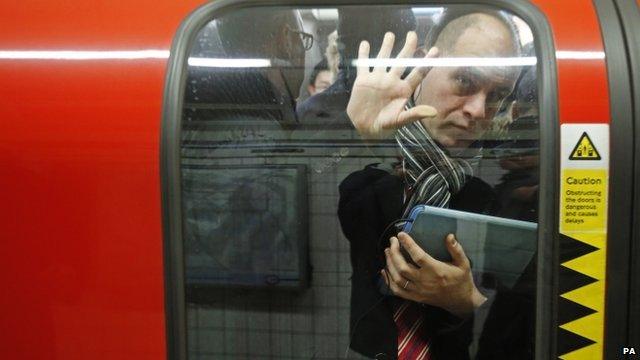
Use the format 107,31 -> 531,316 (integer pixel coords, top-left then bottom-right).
183,165 -> 306,288
180,5 -> 539,360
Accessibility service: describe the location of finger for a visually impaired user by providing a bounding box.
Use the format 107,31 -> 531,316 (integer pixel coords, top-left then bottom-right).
356,40 -> 371,76
374,32 -> 395,72
445,234 -> 471,269
381,269 -> 400,296
384,270 -> 416,300
383,105 -> 438,130
384,248 -> 403,284
390,31 -> 418,76
397,232 -> 437,269
405,46 -> 439,89
388,236 -> 419,280
381,269 -> 390,286
380,269 -> 393,294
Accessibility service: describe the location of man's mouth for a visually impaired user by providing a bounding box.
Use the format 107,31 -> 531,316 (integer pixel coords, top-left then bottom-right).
453,123 -> 470,131
452,123 -> 477,135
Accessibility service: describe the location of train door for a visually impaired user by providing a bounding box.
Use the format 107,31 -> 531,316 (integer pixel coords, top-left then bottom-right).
613,0 -> 640,353
161,0 -> 637,359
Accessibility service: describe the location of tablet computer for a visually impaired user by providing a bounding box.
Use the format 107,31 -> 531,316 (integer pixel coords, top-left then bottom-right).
402,205 -> 537,289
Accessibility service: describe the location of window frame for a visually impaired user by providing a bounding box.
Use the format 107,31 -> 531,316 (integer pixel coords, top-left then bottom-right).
595,0 -> 638,353
613,0 -> 640,348
160,1 -> 559,359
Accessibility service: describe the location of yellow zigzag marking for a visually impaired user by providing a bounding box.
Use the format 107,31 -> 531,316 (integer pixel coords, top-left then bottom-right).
559,342 -> 602,360
561,248 -> 605,281
559,232 -> 607,359
563,232 -> 605,252
560,310 -> 603,343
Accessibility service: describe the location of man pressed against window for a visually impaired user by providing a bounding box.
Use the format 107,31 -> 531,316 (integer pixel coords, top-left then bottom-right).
339,12 -> 523,359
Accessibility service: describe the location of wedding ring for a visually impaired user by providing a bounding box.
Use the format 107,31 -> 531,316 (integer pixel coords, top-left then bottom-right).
403,280 -> 410,289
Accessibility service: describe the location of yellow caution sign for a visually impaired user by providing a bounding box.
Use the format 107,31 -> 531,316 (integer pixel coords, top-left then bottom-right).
569,132 -> 601,160
561,169 -> 607,232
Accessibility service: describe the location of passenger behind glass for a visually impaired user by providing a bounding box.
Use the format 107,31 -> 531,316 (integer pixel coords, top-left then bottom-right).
338,11 -> 525,359
492,62 -> 539,223
325,30 -> 340,80
216,8 -> 309,102
184,8 -> 310,128
296,7 -> 416,124
307,59 -> 334,96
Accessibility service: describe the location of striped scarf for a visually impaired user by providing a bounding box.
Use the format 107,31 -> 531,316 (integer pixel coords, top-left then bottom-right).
391,104 -> 476,359
395,108 -> 474,215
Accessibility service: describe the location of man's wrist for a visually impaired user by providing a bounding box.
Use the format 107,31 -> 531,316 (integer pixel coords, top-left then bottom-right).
471,288 -> 488,309
446,288 -> 487,318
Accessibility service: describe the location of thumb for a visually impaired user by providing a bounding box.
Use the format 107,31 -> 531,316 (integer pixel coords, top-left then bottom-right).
445,234 -> 470,269
386,105 -> 437,130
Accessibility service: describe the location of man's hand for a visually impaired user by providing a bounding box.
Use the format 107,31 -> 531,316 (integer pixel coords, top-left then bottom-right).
381,232 -> 487,318
346,31 -> 439,139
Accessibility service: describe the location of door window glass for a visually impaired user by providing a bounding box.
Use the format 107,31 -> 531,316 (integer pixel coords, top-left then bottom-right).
180,5 -> 540,359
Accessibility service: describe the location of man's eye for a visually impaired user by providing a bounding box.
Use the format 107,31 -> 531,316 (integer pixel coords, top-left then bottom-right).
455,75 -> 475,92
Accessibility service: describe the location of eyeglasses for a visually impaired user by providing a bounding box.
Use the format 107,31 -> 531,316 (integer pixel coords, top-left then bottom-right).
285,25 -> 314,51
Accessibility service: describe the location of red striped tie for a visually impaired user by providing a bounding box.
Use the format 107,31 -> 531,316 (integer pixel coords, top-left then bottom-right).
394,300 -> 432,360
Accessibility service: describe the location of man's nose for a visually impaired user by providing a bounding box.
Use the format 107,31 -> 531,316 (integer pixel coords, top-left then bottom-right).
462,92 -> 487,122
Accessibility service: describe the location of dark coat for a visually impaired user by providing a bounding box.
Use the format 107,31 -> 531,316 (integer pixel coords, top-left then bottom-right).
338,164 -> 535,359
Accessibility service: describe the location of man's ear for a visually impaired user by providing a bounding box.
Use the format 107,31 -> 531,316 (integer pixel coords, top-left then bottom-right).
307,85 -> 316,96
275,25 -> 292,60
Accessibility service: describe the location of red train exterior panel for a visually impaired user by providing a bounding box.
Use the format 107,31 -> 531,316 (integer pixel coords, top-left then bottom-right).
0,1 -> 204,359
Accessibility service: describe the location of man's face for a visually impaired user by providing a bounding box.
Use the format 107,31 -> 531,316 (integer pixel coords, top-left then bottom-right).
308,70 -> 333,96
416,18 -> 519,148
278,22 -> 307,99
